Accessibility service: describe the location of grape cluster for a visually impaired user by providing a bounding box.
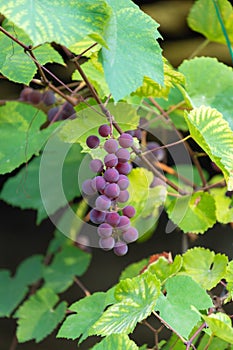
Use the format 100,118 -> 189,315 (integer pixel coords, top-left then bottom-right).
19,87 -> 76,121
82,124 -> 138,256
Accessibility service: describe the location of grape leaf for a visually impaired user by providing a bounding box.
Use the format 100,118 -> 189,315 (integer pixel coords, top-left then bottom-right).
156,275 -> 213,339
147,255 -> 183,284
15,288 -> 67,343
0,102 -> 56,174
198,332 -> 232,350
181,247 -> 228,290
43,245 -> 91,293
167,191 -> 216,234
187,0 -> 233,45
0,255 -> 43,317
184,105 -> 233,190
91,271 -> 160,336
0,0 -> 110,47
225,260 -> 233,297
57,291 -> 114,343
119,258 -> 149,281
201,313 -> 233,344
91,334 -> 139,350
210,187 -> 233,224
179,57 -> 233,130
100,0 -> 163,101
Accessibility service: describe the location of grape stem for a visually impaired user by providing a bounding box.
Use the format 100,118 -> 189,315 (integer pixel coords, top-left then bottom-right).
74,277 -> 91,297
141,135 -> 191,155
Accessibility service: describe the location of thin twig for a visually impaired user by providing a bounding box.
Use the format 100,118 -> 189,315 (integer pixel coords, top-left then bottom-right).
142,135 -> 191,156
185,322 -> 207,350
9,334 -> 18,350
74,277 -> 91,296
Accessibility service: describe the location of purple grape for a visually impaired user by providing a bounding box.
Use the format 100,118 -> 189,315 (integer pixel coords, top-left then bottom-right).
98,124 -> 111,137
99,237 -> 115,250
116,162 -> 132,175
92,176 -> 106,192
90,159 -> 103,173
146,142 -> 165,161
122,205 -> 136,218
104,168 -> 119,183
95,195 -> 111,211
90,209 -> 106,224
106,212 -> 120,226
86,135 -> 100,149
97,223 -> 113,238
117,175 -> 129,190
117,190 -> 129,203
118,133 -> 134,148
104,154 -> 118,168
115,148 -> 130,163
134,128 -> 142,140
104,139 -> 118,153
117,216 -> 130,231
28,90 -> 42,105
123,227 -> 139,243
48,107 -> 62,122
125,130 -> 135,136
114,241 -> 128,256
63,102 -> 76,118
19,87 -> 33,101
82,179 -> 97,195
42,90 -> 55,106
104,183 -> 120,199
150,176 -> 166,188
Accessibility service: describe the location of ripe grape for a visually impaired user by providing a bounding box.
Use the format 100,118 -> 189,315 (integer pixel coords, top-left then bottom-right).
117,175 -> 129,190
150,176 -> 166,188
116,162 -> 132,175
48,107 -> 62,122
104,183 -> 120,198
62,102 -> 76,119
118,133 -> 133,148
98,124 -> 111,137
104,139 -> 118,153
115,148 -> 130,163
114,241 -> 128,256
19,87 -> 33,101
90,209 -> 106,224
86,135 -> 100,149
106,212 -> 120,226
122,227 -> 139,243
99,237 -> 115,250
42,90 -> 55,106
146,142 -> 165,161
104,168 -> 119,183
122,205 -> 135,218
117,215 -> 130,231
97,223 -> 113,238
91,176 -> 106,192
90,159 -> 103,173
82,179 -> 96,196
104,154 -> 118,168
117,190 -> 129,203
134,128 -> 142,140
28,90 -> 42,105
95,195 -> 111,211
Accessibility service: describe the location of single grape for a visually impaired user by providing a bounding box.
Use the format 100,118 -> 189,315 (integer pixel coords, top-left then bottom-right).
134,128 -> 142,140
99,236 -> 115,250
104,183 -> 120,198
42,90 -> 55,106
97,223 -> 113,238
91,176 -> 106,192
86,135 -> 100,149
117,175 -> 129,190
146,142 -> 166,161
95,195 -> 111,211
116,162 -> 132,175
104,154 -> 118,168
82,179 -> 96,196
117,190 -> 129,203
62,102 -> 76,119
117,215 -> 130,231
122,227 -> 139,243
106,212 -> 120,226
19,87 -> 33,101
28,90 -> 42,105
150,176 -> 166,188
90,209 -> 106,224
104,139 -> 118,153
114,241 -> 128,256
118,133 -> 133,148
226,191 -> 233,198
90,159 -> 103,173
98,124 -> 111,137
115,148 -> 130,163
48,107 -> 62,122
104,168 -> 119,183
122,205 -> 136,218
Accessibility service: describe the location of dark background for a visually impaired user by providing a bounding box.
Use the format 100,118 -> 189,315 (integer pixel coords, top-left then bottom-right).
0,1 -> 233,349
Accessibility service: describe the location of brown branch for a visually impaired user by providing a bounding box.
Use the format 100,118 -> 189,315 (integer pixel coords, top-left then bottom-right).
74,277 -> 91,297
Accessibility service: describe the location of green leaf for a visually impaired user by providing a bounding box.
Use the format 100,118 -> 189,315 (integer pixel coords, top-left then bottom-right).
156,275 -> 213,339
43,245 -> 91,293
202,313 -> 233,344
184,105 -> 233,190
187,0 -> 233,45
0,102 -> 55,174
147,255 -> 183,284
0,255 -> 43,317
198,332 -> 232,350
179,57 -> 233,130
57,291 -> 114,343
0,0 -> 111,47
91,271 -> 160,336
210,187 -> 233,224
167,191 -> 216,234
225,260 -> 233,297
181,247 -> 228,290
101,0 -> 163,101
119,258 -> 149,281
91,334 -> 139,350
15,288 -> 67,343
